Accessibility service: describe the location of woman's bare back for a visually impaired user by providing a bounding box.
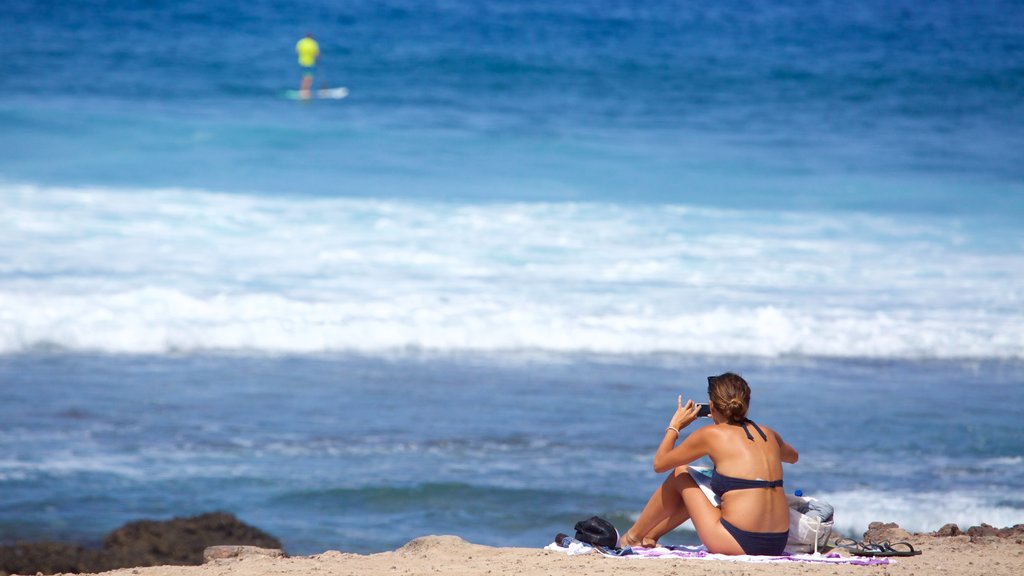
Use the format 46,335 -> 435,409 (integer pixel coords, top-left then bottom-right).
705,422 -> 790,533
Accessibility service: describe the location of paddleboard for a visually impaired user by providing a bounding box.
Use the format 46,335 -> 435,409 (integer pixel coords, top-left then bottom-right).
284,87 -> 349,100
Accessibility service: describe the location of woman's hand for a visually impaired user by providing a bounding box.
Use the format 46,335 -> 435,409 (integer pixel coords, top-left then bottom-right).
655,396 -> 710,473
669,395 -> 702,430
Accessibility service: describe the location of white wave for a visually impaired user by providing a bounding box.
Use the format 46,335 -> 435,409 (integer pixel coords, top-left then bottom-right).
0,447 -> 264,482
2,182 -> 1022,358
820,488 -> 1024,536
984,456 -> 1023,467
0,453 -> 149,480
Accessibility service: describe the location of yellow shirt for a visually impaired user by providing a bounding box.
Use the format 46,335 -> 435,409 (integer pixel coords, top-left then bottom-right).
296,37 -> 320,67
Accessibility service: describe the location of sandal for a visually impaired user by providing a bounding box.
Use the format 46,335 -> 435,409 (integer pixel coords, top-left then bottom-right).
843,540 -> 922,557
877,541 -> 921,557
832,537 -> 859,550
833,538 -> 878,552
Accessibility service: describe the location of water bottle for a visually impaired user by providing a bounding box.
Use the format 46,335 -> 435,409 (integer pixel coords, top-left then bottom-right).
795,489 -> 834,522
793,489 -> 811,515
555,533 -> 581,548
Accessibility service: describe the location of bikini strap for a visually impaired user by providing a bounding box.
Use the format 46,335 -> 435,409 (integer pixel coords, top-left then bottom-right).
740,418 -> 768,442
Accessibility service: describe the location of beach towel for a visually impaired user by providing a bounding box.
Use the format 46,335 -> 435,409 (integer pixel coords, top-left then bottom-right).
544,542 -> 890,566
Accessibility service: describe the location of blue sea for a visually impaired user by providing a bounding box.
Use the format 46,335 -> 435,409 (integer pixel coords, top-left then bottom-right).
2,0 -> 1023,556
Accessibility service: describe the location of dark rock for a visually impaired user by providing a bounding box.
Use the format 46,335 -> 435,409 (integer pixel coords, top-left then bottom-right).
933,523 -> 962,537
0,512 -> 282,575
103,512 -> 281,567
964,523 -> 1024,541
1004,524 -> 1024,538
992,524 -> 1024,538
863,521 -> 911,543
966,523 -> 999,540
0,542 -> 106,575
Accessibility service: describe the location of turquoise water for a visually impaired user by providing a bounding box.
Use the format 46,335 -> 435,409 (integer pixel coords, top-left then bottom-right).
1,0 -> 1023,555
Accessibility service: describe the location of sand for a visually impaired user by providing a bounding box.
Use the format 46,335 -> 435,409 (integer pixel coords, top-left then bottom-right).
45,532 -> 1023,576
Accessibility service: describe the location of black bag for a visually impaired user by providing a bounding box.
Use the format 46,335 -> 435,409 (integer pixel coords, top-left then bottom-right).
574,516 -> 619,548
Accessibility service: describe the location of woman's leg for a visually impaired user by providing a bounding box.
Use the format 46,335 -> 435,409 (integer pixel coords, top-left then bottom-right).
640,505 -> 690,546
677,474 -> 745,555
619,468 -> 691,547
622,470 -> 748,554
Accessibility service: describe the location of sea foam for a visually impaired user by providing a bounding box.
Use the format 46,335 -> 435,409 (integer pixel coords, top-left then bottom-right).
822,488 -> 1024,536
2,183 -> 1022,358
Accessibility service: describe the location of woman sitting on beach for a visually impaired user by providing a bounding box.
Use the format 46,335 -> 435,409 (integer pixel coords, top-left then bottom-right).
618,373 -> 799,556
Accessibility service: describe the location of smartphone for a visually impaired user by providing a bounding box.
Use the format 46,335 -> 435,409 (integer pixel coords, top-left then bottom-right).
696,403 -> 711,418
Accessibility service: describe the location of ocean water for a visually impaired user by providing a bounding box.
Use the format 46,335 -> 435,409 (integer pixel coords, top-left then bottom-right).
2,0 -> 1023,555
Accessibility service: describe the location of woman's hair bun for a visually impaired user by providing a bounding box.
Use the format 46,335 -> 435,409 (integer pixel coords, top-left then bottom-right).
708,372 -> 751,423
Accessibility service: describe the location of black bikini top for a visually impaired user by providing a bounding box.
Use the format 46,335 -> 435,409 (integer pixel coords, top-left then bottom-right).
710,418 -> 783,497
711,470 -> 784,497
738,418 -> 768,442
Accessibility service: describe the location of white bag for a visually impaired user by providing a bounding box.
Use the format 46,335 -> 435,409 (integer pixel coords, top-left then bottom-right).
785,494 -> 833,554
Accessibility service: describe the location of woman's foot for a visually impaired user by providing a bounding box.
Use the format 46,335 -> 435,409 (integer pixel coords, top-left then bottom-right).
641,537 -> 660,548
618,531 -> 642,548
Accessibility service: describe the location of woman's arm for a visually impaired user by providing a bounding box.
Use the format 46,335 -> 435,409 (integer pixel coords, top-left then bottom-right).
773,429 -> 799,464
654,427 -> 711,472
653,397 -> 710,473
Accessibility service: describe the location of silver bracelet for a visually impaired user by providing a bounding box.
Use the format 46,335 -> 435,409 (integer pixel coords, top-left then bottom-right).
666,426 -> 680,435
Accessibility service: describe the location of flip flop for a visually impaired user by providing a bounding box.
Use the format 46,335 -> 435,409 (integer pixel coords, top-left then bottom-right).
848,541 -> 922,557
832,537 -> 859,550
881,542 -> 922,557
833,538 -> 882,553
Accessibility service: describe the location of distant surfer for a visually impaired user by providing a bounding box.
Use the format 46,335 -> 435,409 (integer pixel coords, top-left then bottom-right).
295,33 -> 320,98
